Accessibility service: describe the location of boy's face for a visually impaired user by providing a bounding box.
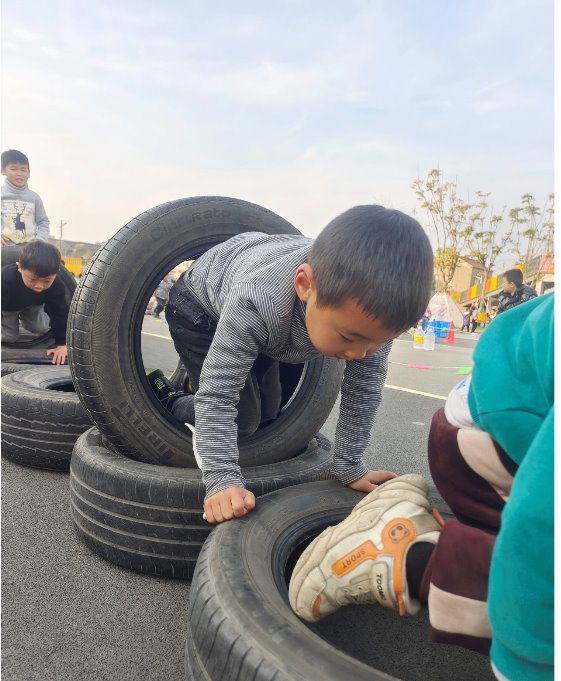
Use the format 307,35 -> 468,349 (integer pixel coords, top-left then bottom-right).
502,278 -> 517,295
294,265 -> 398,360
17,264 -> 57,293
2,162 -> 30,188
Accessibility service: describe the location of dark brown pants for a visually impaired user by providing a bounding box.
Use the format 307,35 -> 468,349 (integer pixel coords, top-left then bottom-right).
420,408 -> 517,654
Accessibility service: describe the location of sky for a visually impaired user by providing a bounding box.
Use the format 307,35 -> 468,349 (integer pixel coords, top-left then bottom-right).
1,0 -> 554,270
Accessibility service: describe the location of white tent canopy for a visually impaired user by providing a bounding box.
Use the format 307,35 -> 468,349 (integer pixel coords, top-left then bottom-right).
427,292 -> 465,328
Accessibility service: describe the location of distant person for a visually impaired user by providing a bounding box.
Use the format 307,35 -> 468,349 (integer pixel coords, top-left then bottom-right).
496,268 -> 537,315
147,205 -> 434,525
1,149 -> 50,245
470,305 -> 479,333
152,275 -> 174,319
461,306 -> 471,332
290,294 -> 553,681
1,240 -> 69,364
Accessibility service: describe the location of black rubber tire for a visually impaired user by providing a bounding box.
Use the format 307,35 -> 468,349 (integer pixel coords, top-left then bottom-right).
1,354 -> 60,376
1,244 -> 76,348
68,197 -> 344,468
1,366 -> 91,470
185,481 -> 468,681
1,362 -> 51,376
2,343 -> 57,365
69,427 -> 334,580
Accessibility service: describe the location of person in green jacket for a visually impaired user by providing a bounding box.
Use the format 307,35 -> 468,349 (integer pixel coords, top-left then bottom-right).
289,294 -> 553,681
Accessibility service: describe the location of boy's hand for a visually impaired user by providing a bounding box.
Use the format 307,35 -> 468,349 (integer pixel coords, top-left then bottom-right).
46,345 -> 68,365
348,470 -> 397,493
203,486 -> 256,524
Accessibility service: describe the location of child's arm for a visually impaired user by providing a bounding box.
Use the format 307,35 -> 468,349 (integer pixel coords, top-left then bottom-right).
203,486 -> 256,524
347,470 -> 397,493
43,278 -> 69,363
332,342 -> 394,488
194,292 -> 272,521
34,195 -> 50,241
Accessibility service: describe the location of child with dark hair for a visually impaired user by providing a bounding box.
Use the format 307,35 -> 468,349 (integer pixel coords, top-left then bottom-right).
1,149 -> 50,245
1,240 -> 69,364
496,268 -> 537,315
289,294 -> 553,681
147,204 -> 434,524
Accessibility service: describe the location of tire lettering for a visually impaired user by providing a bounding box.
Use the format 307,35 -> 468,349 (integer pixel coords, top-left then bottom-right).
111,400 -> 175,462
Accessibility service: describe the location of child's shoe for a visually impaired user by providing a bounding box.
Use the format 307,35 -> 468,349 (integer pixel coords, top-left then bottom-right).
289,474 -> 442,622
147,369 -> 185,410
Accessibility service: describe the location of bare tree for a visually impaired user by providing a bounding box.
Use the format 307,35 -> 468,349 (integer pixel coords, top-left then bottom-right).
465,191 -> 512,305
509,193 -> 555,284
412,169 -> 472,292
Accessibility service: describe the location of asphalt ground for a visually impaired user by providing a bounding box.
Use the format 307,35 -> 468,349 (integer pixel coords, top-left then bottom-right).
1,319 -> 495,681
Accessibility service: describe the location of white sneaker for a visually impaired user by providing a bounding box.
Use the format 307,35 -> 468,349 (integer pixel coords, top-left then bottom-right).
289,475 -> 442,622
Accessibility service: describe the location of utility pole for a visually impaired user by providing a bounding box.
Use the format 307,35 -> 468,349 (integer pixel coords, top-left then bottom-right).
59,220 -> 66,254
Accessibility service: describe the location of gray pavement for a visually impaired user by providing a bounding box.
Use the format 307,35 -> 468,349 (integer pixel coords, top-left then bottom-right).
1,319 -> 494,680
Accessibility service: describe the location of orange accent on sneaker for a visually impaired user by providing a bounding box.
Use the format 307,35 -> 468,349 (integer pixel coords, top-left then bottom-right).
330,517 -> 417,615
312,595 -> 322,619
432,508 -> 445,527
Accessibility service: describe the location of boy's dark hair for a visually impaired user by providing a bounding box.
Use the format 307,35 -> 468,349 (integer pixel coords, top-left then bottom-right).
308,205 -> 434,331
504,268 -> 523,288
1,149 -> 29,170
18,240 -> 61,277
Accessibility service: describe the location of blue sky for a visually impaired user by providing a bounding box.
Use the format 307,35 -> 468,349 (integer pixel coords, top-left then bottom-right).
1,0 -> 554,264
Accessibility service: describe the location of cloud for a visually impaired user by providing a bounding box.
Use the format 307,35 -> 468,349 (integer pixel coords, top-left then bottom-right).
11,28 -> 44,42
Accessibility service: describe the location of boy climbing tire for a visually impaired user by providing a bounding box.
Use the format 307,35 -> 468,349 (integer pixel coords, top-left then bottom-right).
68,197 -> 343,468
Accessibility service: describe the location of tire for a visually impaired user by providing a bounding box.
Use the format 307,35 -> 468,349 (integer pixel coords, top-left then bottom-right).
1,244 -> 76,348
70,427 -> 334,580
2,362 -> 50,376
1,355 -> 59,376
68,197 -> 344,468
186,481 -> 474,681
1,366 -> 91,470
2,344 -> 57,365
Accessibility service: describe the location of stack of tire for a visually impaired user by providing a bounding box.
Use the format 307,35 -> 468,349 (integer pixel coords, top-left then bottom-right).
65,197 -> 344,582
1,246 -> 92,470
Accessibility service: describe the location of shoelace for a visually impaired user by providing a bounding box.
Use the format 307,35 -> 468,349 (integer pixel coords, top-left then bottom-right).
342,585 -> 376,605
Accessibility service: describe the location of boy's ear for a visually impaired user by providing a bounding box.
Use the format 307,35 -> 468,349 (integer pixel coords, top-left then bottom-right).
294,263 -> 315,302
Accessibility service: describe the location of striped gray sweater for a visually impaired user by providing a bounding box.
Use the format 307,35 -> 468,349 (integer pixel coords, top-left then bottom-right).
179,232 -> 391,498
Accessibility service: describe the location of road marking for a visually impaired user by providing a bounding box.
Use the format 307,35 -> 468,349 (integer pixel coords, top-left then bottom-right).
140,332 -> 449,401
385,384 -> 447,400
141,331 -> 173,341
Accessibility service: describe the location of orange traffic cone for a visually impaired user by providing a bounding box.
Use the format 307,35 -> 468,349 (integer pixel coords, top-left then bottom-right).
445,322 -> 456,344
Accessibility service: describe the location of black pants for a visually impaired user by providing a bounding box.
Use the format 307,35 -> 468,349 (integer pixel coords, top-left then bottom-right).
165,284 -> 282,436
153,297 -> 167,316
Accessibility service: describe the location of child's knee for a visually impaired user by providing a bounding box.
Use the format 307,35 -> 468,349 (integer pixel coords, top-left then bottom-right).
21,315 -> 50,334
237,410 -> 261,438
1,327 -> 20,343
22,320 -> 50,334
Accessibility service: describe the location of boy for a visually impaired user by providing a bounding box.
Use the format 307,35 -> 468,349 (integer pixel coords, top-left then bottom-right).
2,149 -> 50,245
148,204 -> 434,525
496,267 -> 537,315
1,240 -> 69,364
289,294 -> 553,681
